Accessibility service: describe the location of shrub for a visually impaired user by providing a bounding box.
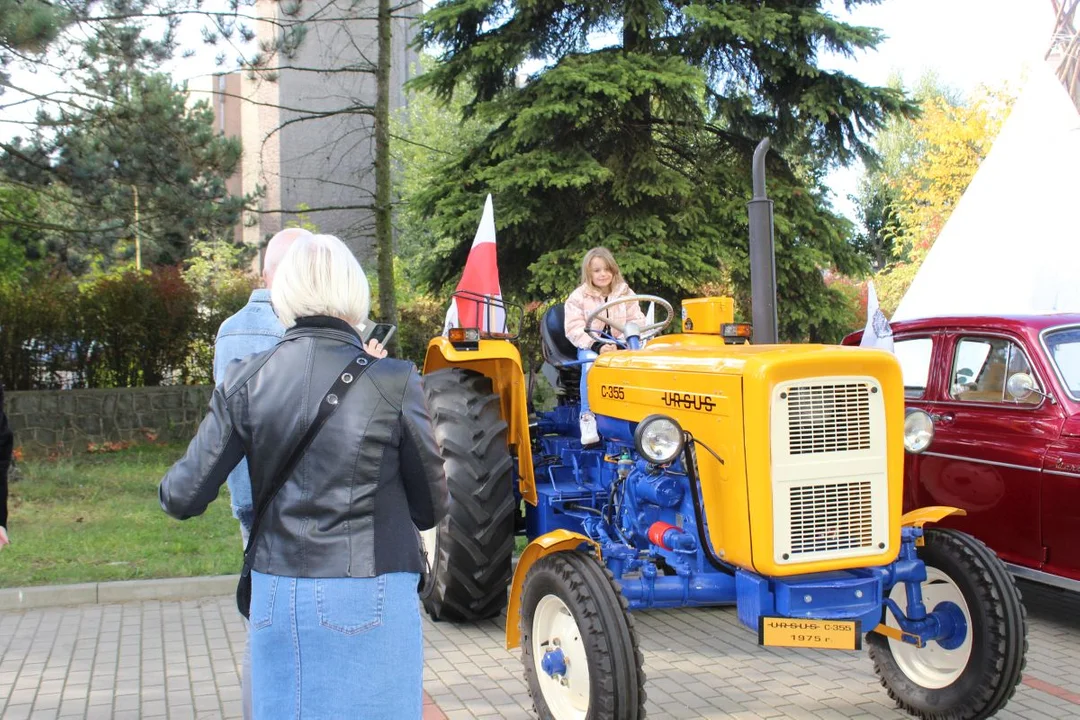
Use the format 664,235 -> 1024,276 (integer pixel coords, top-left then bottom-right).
823,273 -> 867,340
183,276 -> 256,385
397,295 -> 445,368
182,241 -> 258,384
0,271 -> 81,390
516,299 -> 549,375
874,262 -> 919,319
80,266 -> 198,386
0,265 -> 236,390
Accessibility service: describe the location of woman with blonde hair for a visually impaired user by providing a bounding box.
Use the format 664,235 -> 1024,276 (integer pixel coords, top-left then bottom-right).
160,233 -> 448,718
564,246 -> 646,444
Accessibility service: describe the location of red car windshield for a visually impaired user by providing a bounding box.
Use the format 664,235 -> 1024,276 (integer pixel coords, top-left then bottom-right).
1044,326 -> 1080,401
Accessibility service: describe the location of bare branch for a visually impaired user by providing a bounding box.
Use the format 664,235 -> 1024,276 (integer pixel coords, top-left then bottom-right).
246,203 -> 376,214
389,132 -> 453,156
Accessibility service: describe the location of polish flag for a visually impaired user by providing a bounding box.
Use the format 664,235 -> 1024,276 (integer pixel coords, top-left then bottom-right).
443,195 -> 505,334
860,281 -> 894,352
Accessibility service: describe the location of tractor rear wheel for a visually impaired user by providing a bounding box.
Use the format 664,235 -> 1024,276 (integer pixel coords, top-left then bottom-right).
868,528 -> 1027,720
521,552 -> 646,720
420,368 -> 516,622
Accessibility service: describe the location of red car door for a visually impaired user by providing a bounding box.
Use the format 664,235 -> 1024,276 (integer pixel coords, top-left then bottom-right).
1042,421 -> 1080,582
1039,325 -> 1080,582
914,332 -> 1063,569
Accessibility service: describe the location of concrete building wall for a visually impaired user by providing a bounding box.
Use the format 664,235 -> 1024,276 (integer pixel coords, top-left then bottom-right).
242,67 -> 284,252
186,0 -> 418,266
269,0 -> 418,261
189,74 -> 248,245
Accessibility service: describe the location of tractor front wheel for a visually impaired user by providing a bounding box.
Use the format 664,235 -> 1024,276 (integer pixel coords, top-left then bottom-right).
868,528 -> 1027,720
420,368 -> 516,622
521,552 -> 646,720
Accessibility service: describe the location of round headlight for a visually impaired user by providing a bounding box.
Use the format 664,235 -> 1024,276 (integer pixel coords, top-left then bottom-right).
903,408 -> 935,454
634,415 -> 684,465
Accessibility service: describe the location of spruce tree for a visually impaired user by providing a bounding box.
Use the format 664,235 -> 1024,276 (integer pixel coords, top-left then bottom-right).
412,0 -> 912,341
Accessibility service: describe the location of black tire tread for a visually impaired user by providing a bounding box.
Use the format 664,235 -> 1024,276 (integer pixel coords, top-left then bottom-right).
521,552 -> 647,720
868,528 -> 1027,720
420,368 -> 516,622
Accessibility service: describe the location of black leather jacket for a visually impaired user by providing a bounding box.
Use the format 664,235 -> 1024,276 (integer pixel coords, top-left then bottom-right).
159,316 -> 448,578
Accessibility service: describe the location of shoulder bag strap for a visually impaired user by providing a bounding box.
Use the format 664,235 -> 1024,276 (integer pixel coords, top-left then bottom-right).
241,352 -> 377,568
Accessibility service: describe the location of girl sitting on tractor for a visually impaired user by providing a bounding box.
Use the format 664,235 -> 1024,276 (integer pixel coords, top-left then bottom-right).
563,247 -> 646,445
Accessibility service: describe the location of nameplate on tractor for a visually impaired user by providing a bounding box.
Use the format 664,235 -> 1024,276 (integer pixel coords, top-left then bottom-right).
757,618 -> 861,651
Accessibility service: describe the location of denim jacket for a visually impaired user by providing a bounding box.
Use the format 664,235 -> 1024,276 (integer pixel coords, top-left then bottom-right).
213,289 -> 284,534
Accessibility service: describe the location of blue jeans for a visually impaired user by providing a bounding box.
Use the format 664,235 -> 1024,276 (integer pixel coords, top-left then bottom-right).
578,348 -> 599,414
250,571 -> 423,719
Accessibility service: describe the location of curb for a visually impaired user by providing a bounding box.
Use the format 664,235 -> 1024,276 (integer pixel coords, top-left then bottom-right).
0,557 -> 526,612
0,574 -> 238,612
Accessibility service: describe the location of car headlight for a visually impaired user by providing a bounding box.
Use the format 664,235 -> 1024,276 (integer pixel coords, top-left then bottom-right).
903,408 -> 934,454
634,415 -> 684,465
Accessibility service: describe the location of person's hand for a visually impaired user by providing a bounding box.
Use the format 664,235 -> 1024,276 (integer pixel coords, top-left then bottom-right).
364,338 -> 388,358
598,343 -> 617,354
0,526 -> 8,550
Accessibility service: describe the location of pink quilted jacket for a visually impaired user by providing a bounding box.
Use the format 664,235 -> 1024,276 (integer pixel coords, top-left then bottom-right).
564,282 -> 646,350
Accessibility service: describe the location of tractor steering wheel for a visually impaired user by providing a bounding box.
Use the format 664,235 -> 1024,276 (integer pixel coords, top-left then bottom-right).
585,295 -> 674,348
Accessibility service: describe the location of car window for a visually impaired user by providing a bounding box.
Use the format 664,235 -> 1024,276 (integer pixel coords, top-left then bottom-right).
894,338 -> 933,399
949,336 -> 1039,405
1044,327 -> 1080,400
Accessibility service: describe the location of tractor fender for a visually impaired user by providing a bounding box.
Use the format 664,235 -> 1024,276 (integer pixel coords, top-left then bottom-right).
901,505 -> 967,528
505,530 -> 601,650
423,337 -> 536,505
901,506 -> 967,546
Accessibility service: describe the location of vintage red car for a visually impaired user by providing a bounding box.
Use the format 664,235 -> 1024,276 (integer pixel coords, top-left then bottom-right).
843,314 -> 1080,590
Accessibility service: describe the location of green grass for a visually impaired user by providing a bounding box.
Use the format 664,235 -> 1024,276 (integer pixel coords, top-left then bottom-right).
0,443 -> 241,588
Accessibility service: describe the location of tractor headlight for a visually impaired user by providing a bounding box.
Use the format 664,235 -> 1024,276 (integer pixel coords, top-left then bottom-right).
903,408 -> 934,454
634,415 -> 684,465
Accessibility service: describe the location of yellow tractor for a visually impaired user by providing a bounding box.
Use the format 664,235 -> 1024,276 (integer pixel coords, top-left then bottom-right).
417,142 -> 1026,720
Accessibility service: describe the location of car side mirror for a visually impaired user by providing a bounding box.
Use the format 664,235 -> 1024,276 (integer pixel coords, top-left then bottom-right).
1005,372 -> 1055,404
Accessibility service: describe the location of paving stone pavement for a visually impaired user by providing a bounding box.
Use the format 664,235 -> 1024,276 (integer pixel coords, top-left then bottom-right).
0,579 -> 1077,719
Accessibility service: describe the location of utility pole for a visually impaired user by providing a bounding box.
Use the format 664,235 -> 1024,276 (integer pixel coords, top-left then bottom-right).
132,185 -> 142,270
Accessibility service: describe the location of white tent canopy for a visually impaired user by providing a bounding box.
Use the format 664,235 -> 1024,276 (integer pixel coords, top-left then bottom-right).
893,61 -> 1080,322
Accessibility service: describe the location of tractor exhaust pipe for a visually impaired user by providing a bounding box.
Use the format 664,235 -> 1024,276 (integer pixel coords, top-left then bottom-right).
748,138 -> 778,344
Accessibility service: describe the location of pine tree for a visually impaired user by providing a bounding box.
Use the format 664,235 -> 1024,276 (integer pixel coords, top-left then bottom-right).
0,0 -> 70,88
2,20 -> 246,271
411,0 -> 912,340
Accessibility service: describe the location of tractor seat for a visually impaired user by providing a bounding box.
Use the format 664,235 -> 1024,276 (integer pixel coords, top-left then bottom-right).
541,304 -> 581,368
540,304 -> 582,402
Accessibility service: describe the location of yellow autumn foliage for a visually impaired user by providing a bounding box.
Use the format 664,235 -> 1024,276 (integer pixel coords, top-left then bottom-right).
872,86 -> 1012,309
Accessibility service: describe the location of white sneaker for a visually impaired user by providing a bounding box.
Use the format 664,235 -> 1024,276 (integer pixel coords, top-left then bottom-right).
579,412 -> 600,446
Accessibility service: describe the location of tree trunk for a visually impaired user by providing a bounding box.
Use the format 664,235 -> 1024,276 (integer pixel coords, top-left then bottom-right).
375,0 -> 398,352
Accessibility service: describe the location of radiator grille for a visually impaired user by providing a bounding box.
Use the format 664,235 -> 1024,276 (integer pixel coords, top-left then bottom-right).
788,481 -> 874,555
787,383 -> 871,455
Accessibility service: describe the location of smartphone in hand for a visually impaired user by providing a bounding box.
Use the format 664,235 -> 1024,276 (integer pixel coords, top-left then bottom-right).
363,322 -> 396,346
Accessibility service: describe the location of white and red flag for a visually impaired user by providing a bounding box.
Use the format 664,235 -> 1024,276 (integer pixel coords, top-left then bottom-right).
860,281 -> 894,352
443,194 -> 505,334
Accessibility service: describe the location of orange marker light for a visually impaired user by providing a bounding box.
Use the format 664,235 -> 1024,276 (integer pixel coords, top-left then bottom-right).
448,327 -> 481,350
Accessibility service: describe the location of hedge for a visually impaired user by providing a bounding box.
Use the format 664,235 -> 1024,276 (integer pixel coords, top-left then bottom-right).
0,267 -> 254,391
0,268 -> 552,391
